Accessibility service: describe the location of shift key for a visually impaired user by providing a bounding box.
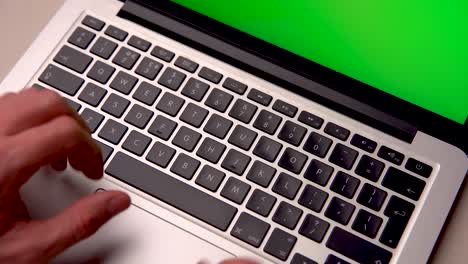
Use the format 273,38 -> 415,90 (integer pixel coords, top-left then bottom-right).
39,64 -> 84,95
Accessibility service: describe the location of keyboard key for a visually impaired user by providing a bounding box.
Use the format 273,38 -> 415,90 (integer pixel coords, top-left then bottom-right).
352,209 -> 382,238
382,167 -> 426,200
304,159 -> 334,186
357,183 -> 387,211
151,46 -> 175,62
181,78 -> 209,102
278,147 -> 308,174
110,71 -> 138,94
378,145 -> 404,165
253,110 -> 282,135
324,122 -> 350,141
101,93 -> 130,118
221,177 -> 251,204
54,45 -> 92,73
82,15 -> 105,31
253,136 -> 282,162
329,143 -> 358,170
303,132 -> 332,158
158,67 -> 186,90
325,197 -> 355,225
87,61 -> 115,84
246,189 -> 276,217
107,152 -> 237,231
64,98 -> 82,112
156,92 -> 185,116
124,104 -> 153,129
273,99 -> 297,117
325,255 -> 350,264
198,66 -> 223,84
172,126 -> 201,152
298,111 -> 324,129
195,165 -> 225,192
95,140 -> 113,162
298,185 -> 328,212
105,25 -> 128,41
148,115 -> 177,140
247,88 -> 272,106
122,130 -> 152,156
330,171 -> 360,199
299,214 -> 330,243
405,158 -> 433,178
135,57 -> 163,80
221,149 -> 251,175
203,114 -> 233,139
179,103 -> 209,128
132,81 -> 161,105
229,99 -> 257,123
146,142 -> 176,168
174,56 -> 199,73
246,161 -> 276,188
90,37 -> 117,59
272,172 -> 302,200
196,137 -> 226,163
264,228 -> 297,261
231,212 -> 269,247
170,153 -> 201,180
128,35 -> 151,51
228,125 -> 257,150
223,77 -> 247,94
78,83 -> 107,106
351,134 -> 377,153
39,64 -> 84,95
292,254 -> 318,264
278,121 -> 307,146
113,47 -> 140,70
273,201 -> 303,229
68,27 -> 95,49
205,88 -> 233,112
355,155 -> 385,182
380,196 -> 415,248
326,227 -> 392,264
80,108 -> 104,133
98,119 -> 128,144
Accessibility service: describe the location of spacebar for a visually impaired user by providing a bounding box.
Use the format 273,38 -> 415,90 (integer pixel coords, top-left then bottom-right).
105,152 -> 237,231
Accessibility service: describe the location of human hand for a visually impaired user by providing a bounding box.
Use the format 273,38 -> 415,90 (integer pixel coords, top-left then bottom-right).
0,88 -> 130,264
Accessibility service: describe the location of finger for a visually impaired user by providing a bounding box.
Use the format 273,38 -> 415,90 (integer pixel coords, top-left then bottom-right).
219,259 -> 259,264
51,157 -> 68,171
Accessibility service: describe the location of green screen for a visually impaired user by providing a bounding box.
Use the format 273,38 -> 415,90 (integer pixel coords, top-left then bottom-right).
172,0 -> 468,124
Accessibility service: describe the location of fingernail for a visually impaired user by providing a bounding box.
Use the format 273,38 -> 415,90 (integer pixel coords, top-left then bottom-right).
107,194 -> 130,216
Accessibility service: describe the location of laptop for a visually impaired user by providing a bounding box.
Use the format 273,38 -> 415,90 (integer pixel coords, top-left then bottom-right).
1,0 -> 467,263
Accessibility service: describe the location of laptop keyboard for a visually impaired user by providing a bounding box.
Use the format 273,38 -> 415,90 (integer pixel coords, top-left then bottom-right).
34,14 -> 435,263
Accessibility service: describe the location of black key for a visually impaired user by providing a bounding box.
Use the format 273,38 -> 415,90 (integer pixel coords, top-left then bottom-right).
327,227 -> 392,264
135,57 -> 163,80
101,93 -> 130,118
351,134 -> 377,153
158,67 -> 186,91
357,183 -> 387,211
298,185 -> 328,212
264,228 -> 297,261
352,209 -> 382,238
112,47 -> 140,70
146,142 -> 176,168
325,255 -> 351,264
128,35 -> 151,51
324,122 -> 350,141
78,83 -> 107,106
380,218 -> 407,249
272,201 -> 303,229
253,136 -> 282,162
82,15 -> 105,31
39,64 -> 84,95
198,66 -> 223,84
148,115 -> 177,140
298,111 -> 324,129
98,119 -> 128,144
156,92 -> 185,116
171,153 -> 201,180
378,145 -> 405,165
406,158 -> 433,178
54,45 -> 92,73
124,104 -> 154,129
196,137 -> 226,163
95,140 -> 113,162
382,167 -> 425,200
195,165 -> 225,192
68,27 -> 95,49
273,99 -> 297,117
32,83 -> 47,90
203,114 -> 233,139
272,172 -> 302,200
247,88 -> 272,106
221,177 -> 251,204
107,152 -> 237,231
172,126 -> 201,152
151,46 -> 175,62
231,212 -> 269,247
174,56 -> 199,73
355,155 -> 385,182
110,71 -> 138,94
292,254 -> 318,264
105,25 -> 128,41
303,132 -> 332,158
278,147 -> 308,174
380,196 -> 415,248
229,99 -> 257,123
228,125 -> 257,150
330,171 -> 360,199
122,130 -> 152,156
325,197 -> 355,225
304,159 -> 334,186
133,81 -> 161,105
80,108 -> 104,133
278,121 -> 307,146
299,214 -> 330,243
205,88 -> 233,113
246,161 -> 276,188
329,143 -> 358,170
246,189 -> 276,217
87,61 -> 115,84
64,98 -> 82,112
90,37 -> 117,59
221,149 -> 251,175
223,77 -> 247,95
181,78 -> 210,102
253,110 -> 282,135
180,103 -> 209,128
